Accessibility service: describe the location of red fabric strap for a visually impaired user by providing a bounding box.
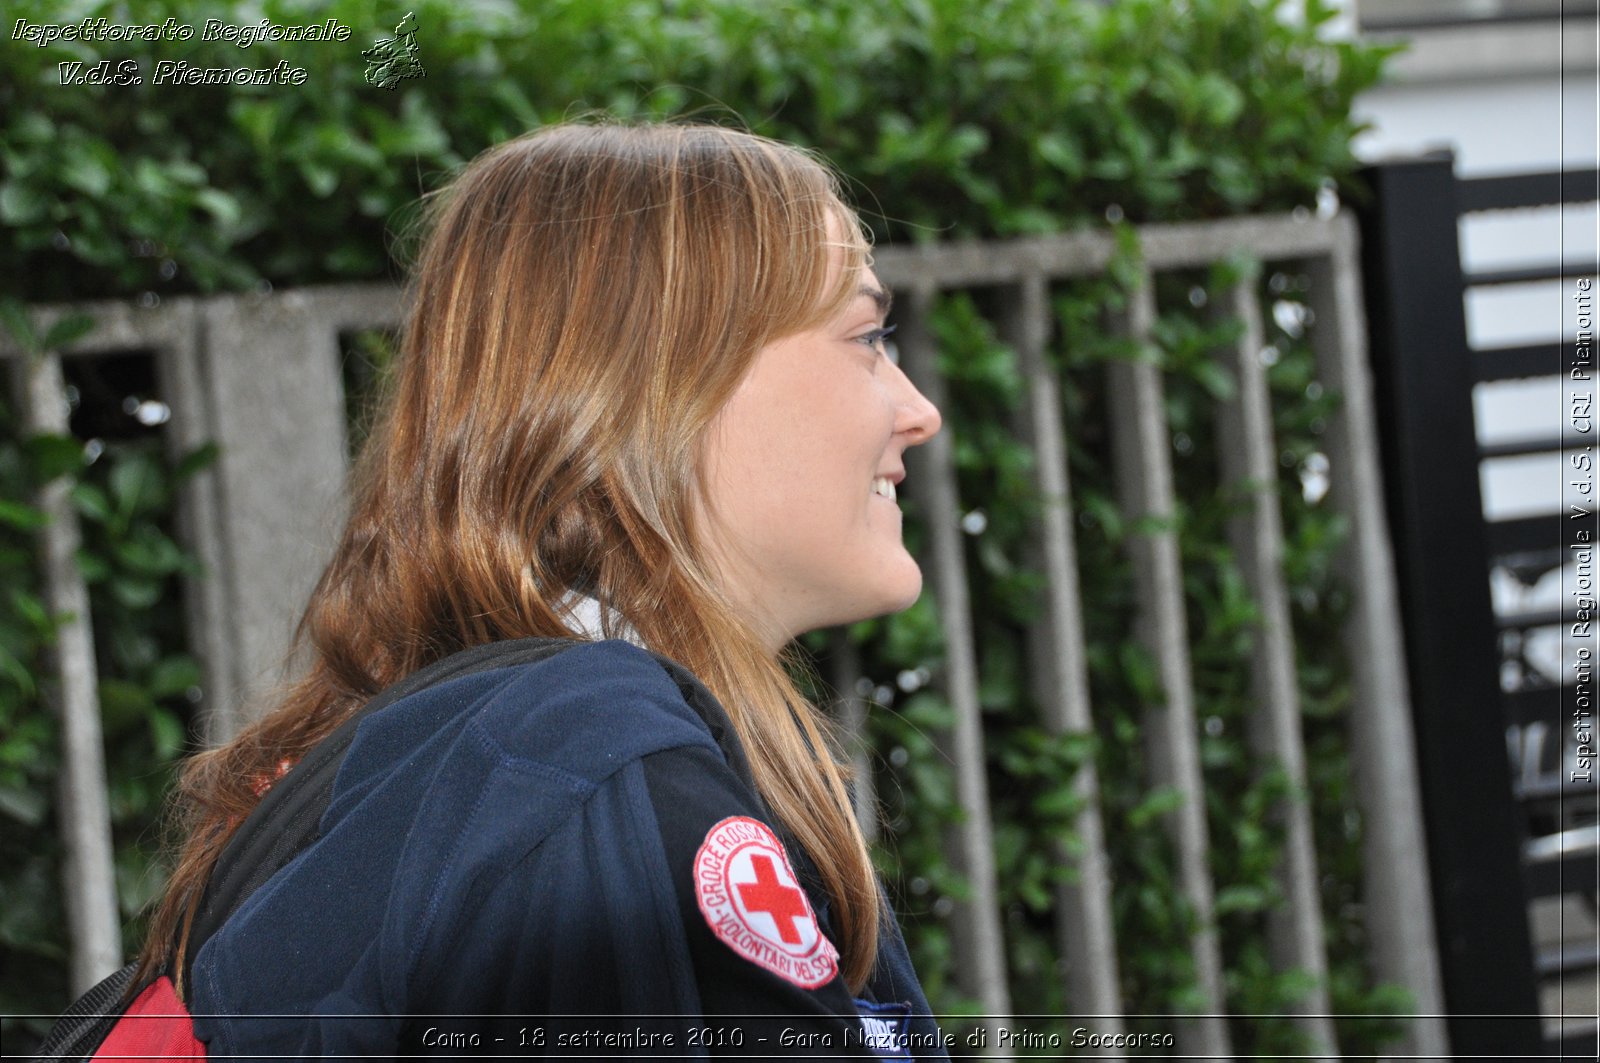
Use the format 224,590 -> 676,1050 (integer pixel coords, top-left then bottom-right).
92,975 -> 205,1061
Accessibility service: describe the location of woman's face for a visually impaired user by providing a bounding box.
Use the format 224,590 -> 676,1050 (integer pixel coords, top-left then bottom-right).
698,251 -> 942,651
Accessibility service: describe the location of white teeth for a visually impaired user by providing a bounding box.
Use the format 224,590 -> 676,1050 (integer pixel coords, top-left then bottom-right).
871,477 -> 897,501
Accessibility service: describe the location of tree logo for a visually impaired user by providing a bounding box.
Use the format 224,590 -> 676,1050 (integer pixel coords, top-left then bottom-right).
363,12 -> 423,90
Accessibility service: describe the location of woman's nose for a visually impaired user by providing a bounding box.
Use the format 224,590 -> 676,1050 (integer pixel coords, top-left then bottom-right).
893,364 -> 942,444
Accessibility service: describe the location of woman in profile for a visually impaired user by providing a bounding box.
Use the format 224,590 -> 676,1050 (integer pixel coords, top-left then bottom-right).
131,121 -> 947,1058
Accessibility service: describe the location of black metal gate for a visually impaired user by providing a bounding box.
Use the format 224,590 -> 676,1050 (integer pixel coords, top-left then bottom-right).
1357,153 -> 1599,1057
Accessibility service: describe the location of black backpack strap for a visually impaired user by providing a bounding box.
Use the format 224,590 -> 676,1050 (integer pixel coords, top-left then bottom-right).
29,962 -> 140,1062
181,637 -> 759,994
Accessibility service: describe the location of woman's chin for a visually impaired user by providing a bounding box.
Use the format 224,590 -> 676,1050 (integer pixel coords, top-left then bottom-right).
843,566 -> 925,627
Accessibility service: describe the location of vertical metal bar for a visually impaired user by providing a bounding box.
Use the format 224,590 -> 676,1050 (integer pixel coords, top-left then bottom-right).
1214,274 -> 1338,1058
1306,214 -> 1450,1058
9,350 -> 122,992
827,628 -> 878,845
897,283 -> 1013,1039
150,300 -> 232,741
1001,273 -> 1124,1029
163,287 -> 397,742
1354,157 -> 1550,1056
195,293 -> 351,739
1106,268 -> 1232,1058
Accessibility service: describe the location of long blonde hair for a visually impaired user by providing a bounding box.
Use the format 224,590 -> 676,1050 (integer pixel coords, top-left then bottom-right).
139,121 -> 882,993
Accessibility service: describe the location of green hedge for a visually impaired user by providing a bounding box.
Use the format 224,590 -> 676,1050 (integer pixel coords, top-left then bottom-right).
1,0 -> 1402,1051
1,0 -> 1388,297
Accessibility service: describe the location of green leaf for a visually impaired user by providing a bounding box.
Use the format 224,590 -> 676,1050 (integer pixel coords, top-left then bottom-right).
0,298 -> 38,351
230,100 -> 279,153
1127,786 -> 1185,829
60,150 -> 113,198
11,113 -> 53,144
1196,73 -> 1245,127
98,678 -> 156,725
173,442 -> 220,482
109,576 -> 161,610
0,785 -> 47,826
0,646 -> 36,695
1118,642 -> 1165,705
132,157 -> 171,198
70,482 -> 113,523
146,655 -> 200,700
113,533 -> 183,577
165,160 -> 207,186
74,549 -> 110,582
1214,884 -> 1269,915
108,454 -> 161,516
8,588 -> 53,636
1192,358 -> 1237,401
1274,967 -> 1324,1004
42,313 -> 95,352
298,162 -> 340,198
0,181 -> 48,225
148,708 -> 185,761
1032,785 -> 1083,820
0,500 -> 47,530
395,95 -> 451,156
195,189 -> 242,229
26,433 -> 87,481
1036,132 -> 1085,177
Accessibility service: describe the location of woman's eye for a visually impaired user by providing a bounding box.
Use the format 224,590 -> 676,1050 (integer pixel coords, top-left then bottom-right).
855,324 -> 897,355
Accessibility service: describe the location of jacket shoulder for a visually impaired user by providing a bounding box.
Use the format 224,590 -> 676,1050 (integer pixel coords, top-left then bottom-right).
451,638 -> 722,780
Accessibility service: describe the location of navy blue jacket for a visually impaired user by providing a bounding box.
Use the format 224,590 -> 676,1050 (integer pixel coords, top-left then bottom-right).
188,639 -> 951,1060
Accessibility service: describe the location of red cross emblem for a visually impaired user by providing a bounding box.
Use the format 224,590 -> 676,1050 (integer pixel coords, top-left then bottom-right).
737,854 -> 808,944
693,816 -> 839,988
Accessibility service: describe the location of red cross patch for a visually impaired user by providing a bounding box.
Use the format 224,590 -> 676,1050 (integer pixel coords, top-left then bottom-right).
693,816 -> 839,988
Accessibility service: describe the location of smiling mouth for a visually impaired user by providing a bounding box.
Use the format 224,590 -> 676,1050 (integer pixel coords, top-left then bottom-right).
871,476 -> 897,501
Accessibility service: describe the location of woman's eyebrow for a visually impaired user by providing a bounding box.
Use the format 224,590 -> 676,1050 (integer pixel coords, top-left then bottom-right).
861,284 -> 893,316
